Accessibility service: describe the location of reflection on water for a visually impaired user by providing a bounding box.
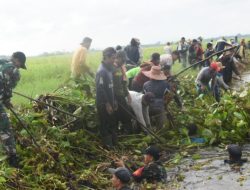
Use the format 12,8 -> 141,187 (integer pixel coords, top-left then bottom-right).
168,145 -> 250,190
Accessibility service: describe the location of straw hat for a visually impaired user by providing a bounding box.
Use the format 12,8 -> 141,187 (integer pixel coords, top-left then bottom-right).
142,66 -> 167,80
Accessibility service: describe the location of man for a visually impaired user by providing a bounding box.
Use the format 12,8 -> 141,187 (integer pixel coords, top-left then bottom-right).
71,37 -> 93,80
215,37 -> 232,57
124,38 -> 143,67
129,91 -> 155,129
160,50 -> 180,70
108,167 -> 132,190
96,47 -> 117,148
163,42 -> 172,54
195,62 -> 220,102
116,146 -> 167,183
0,51 -> 26,167
177,37 -> 189,68
204,42 -> 215,67
143,66 -> 168,129
188,39 -> 198,65
113,50 -> 133,134
131,53 -> 160,92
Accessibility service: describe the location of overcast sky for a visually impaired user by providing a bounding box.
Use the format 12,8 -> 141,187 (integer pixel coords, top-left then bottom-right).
0,0 -> 249,56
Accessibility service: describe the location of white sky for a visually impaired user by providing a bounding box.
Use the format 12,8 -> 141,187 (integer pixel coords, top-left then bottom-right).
0,0 -> 249,56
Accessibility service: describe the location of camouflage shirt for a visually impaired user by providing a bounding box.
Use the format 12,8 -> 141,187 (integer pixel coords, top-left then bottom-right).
134,161 -> 167,183
0,59 -> 20,102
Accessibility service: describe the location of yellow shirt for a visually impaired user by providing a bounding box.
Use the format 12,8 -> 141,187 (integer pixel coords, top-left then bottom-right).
71,46 -> 89,78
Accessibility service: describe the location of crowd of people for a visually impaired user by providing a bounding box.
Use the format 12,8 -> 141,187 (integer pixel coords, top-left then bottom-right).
0,35 -> 249,189
69,36 -> 249,188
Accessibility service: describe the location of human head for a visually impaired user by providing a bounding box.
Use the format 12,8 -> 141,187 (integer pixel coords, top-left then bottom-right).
115,50 -> 127,67
144,146 -> 160,164
142,92 -> 155,106
192,39 -> 198,45
166,42 -> 171,46
162,64 -> 171,77
130,38 -> 140,46
116,45 -> 122,51
151,53 -> 160,66
172,50 -> 180,62
80,37 -> 92,49
109,167 -> 131,188
102,47 -> 116,65
210,62 -> 220,73
226,144 -> 242,161
207,42 -> 213,50
181,37 -> 185,43
11,52 -> 26,69
187,124 -> 197,136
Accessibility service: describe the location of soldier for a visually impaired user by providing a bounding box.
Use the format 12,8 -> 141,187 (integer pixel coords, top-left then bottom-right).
0,51 -> 26,167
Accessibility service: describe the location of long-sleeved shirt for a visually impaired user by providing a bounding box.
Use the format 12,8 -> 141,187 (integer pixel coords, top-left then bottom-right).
195,67 -> 216,86
71,46 -> 90,78
113,67 -> 129,98
96,63 -> 115,108
0,60 -> 20,103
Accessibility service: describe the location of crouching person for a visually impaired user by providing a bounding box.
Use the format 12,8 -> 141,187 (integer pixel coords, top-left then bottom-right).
116,146 -> 167,184
96,47 -> 117,148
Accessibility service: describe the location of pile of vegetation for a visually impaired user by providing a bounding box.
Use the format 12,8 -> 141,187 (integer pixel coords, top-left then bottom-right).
1,75 -> 250,189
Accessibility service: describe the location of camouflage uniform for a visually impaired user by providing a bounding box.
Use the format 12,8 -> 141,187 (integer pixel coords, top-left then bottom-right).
0,59 -> 20,156
134,161 -> 167,183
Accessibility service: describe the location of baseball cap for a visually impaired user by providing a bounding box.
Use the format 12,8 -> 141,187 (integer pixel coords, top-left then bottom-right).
144,146 -> 160,161
210,62 -> 220,72
108,167 -> 131,183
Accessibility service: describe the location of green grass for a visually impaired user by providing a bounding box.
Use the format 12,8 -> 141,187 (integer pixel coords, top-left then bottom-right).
13,46 -> 196,105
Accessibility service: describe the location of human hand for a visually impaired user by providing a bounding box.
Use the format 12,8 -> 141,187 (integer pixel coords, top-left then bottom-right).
115,159 -> 125,167
106,103 -> 113,114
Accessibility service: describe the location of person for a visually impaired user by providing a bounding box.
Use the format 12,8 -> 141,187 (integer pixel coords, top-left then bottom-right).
195,62 -> 221,102
196,41 -> 204,68
204,42 -> 215,67
71,37 -> 93,80
113,51 -> 133,134
116,146 -> 167,183
215,37 -> 232,57
177,37 -> 189,68
129,91 -> 155,129
160,50 -> 180,70
131,53 -> 160,92
108,167 -> 132,190
219,50 -> 241,85
124,38 -> 142,67
185,124 -> 205,144
126,62 -> 151,90
0,51 -> 26,167
224,144 -> 247,165
96,47 -> 117,148
239,39 -> 246,59
188,39 -> 198,65
143,66 -> 168,129
163,42 -> 172,54
247,40 -> 250,49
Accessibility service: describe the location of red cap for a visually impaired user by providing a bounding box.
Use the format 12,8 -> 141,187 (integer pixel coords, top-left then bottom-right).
210,62 -> 220,72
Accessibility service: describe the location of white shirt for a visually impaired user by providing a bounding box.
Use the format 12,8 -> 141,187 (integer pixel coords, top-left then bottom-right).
164,45 -> 172,54
129,91 -> 150,127
160,54 -> 173,66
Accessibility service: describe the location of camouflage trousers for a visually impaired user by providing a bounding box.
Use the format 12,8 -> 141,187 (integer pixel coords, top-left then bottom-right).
0,104 -> 16,156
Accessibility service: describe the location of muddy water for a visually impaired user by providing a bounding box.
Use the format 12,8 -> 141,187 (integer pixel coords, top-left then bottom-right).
167,60 -> 250,190
168,145 -> 250,190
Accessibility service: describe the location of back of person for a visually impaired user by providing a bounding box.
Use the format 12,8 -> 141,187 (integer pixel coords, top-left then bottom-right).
143,80 -> 169,99
124,45 -> 140,65
141,161 -> 167,183
71,46 -> 88,78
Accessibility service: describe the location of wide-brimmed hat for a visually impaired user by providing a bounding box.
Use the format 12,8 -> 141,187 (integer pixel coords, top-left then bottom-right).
142,66 -> 167,80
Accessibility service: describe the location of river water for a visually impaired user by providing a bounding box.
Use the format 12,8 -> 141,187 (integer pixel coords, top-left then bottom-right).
167,57 -> 250,190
